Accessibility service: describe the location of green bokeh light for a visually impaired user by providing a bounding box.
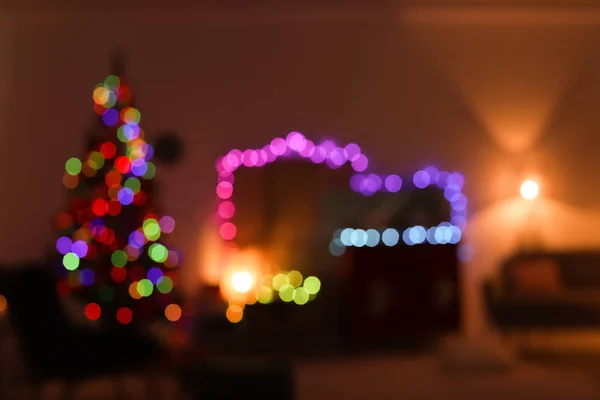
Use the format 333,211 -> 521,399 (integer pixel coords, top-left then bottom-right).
149,243 -> 168,263
142,219 -> 161,241
111,250 -> 128,267
124,177 -> 141,193
143,162 -> 156,180
293,287 -> 310,305
88,152 -> 105,170
63,253 -> 80,270
303,276 -> 321,295
117,126 -> 128,143
104,75 -> 120,90
156,276 -> 173,294
287,270 -> 303,288
272,274 -> 288,291
137,279 -> 154,297
65,158 -> 82,176
278,284 -> 294,302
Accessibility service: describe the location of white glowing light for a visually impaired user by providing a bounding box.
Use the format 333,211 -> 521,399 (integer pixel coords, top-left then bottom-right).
520,180 -> 539,200
231,271 -> 253,293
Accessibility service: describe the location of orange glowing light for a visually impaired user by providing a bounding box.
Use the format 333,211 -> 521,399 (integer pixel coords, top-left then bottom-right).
128,282 -> 142,299
226,305 -> 243,323
165,304 -> 182,322
105,171 -> 122,187
219,248 -> 269,301
0,295 -> 7,314
231,271 -> 253,293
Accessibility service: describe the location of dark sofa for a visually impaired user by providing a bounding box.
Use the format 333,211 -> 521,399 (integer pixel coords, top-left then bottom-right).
483,251 -> 600,330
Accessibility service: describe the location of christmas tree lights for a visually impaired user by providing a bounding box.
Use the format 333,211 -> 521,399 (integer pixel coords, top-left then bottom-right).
55,59 -> 181,327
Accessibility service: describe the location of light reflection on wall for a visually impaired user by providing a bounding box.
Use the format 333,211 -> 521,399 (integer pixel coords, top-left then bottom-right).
404,10 -> 596,155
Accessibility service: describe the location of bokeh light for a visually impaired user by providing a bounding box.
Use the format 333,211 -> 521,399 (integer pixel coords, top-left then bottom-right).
165,303 -> 182,322
303,276 -> 321,295
257,286 -> 274,304
116,307 -> 133,324
84,303 -> 101,321
226,305 -> 244,323
278,284 -> 295,302
287,270 -> 303,288
293,287 -> 310,305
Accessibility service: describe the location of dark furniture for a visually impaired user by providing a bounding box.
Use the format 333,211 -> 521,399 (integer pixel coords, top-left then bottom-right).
0,263 -> 165,399
341,244 -> 461,349
178,357 -> 294,400
483,251 -> 600,332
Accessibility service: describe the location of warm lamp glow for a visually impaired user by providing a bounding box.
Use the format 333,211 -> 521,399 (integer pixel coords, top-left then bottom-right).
219,248 -> 268,300
231,271 -> 253,293
520,180 -> 540,200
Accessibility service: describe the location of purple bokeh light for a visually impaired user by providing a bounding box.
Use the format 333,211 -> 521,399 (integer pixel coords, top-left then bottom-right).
56,237 -> 72,255
159,216 -> 176,234
71,240 -> 88,258
128,230 -> 146,249
413,170 -> 431,189
384,175 -> 402,192
147,267 -> 164,284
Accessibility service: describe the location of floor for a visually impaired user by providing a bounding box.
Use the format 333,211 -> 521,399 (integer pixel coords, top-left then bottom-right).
1,353 -> 599,399
295,354 -> 600,400
4,319 -> 600,399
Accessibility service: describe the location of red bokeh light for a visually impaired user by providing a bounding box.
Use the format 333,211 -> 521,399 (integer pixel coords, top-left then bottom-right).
84,303 -> 101,321
111,267 -> 127,282
143,212 -> 159,221
85,244 -> 97,259
116,307 -> 133,324
114,156 -> 132,174
107,201 -> 122,216
91,199 -> 108,217
133,191 -> 146,206
118,85 -> 132,104
100,142 -> 117,159
93,103 -> 106,115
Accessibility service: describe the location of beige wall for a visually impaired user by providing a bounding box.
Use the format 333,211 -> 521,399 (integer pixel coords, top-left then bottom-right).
2,4 -> 600,335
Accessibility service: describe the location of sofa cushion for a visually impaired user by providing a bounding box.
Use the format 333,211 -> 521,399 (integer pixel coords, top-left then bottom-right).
509,257 -> 562,297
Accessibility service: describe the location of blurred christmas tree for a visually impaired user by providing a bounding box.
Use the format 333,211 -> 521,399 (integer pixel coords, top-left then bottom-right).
54,52 -> 182,329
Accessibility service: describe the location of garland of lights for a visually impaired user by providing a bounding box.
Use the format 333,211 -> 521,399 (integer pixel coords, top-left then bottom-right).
55,74 -> 181,324
215,131 -> 468,314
